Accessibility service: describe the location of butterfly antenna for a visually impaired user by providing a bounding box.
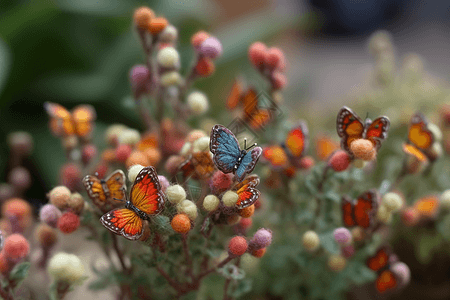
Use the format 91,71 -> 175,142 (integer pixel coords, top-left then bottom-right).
246,142 -> 258,151
244,138 -> 247,150
113,197 -> 126,203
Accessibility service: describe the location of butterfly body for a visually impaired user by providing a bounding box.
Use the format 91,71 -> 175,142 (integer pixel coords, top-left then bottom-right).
342,189 -> 379,229
210,125 -> 262,182
100,166 -> 165,240
337,106 -> 390,156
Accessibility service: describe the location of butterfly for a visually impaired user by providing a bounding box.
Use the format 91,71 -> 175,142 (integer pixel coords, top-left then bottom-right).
83,170 -> 127,211
315,135 -> 340,161
336,106 -> 390,156
403,112 -> 437,162
262,122 -> 309,172
342,189 -> 379,229
226,78 -> 272,130
44,102 -> 96,139
100,166 -> 165,240
227,174 -> 260,210
366,247 -> 398,293
210,124 -> 262,182
179,151 -> 216,180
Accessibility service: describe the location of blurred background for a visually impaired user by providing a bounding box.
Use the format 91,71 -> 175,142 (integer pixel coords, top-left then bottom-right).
1,0 -> 450,299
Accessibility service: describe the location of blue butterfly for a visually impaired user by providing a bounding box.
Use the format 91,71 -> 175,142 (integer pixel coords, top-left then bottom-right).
210,124 -> 262,182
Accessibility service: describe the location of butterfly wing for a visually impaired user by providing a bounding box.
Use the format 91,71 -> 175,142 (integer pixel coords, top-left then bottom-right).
233,175 -> 260,209
337,106 -> 365,154
284,121 -> 309,166
44,102 -> 75,137
248,108 -> 271,130
408,113 -> 434,151
130,166 -> 165,215
72,105 -> 96,138
242,88 -> 258,119
235,147 -> 262,182
179,155 -> 196,179
210,125 -> 241,174
105,170 -> 127,201
262,145 -> 289,169
83,175 -> 107,208
191,152 -> 215,179
315,135 -> 340,161
101,208 -> 143,240
376,270 -> 397,293
365,117 -> 390,151
342,195 -> 356,227
354,190 -> 379,229
367,248 -> 390,272
226,78 -> 244,110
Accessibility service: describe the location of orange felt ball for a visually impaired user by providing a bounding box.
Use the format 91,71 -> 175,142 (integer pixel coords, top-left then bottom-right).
3,234 -> 30,261
252,248 -> 266,258
350,139 -> 376,161
144,147 -> 162,166
126,151 -> 150,168
133,7 -> 154,30
171,214 -> 191,234
148,17 -> 168,35
239,205 -> 255,218
191,31 -> 210,48
228,236 -> 248,256
195,57 -> 215,77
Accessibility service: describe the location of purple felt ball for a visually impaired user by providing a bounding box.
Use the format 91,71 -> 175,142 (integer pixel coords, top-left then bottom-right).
249,228 -> 272,251
199,37 -> 223,59
39,204 -> 62,228
391,262 -> 411,286
333,227 -> 352,246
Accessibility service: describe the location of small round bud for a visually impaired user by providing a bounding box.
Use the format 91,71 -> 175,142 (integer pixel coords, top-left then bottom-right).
133,7 -> 154,30
203,195 -> 220,211
95,163 -> 108,179
177,200 -> 198,220
382,192 -> 403,212
48,252 -> 85,284
60,163 -> 82,191
264,47 -> 285,70
130,65 -> 151,98
228,236 -> 248,256
101,149 -> 116,162
2,198 -> 32,228
251,248 -> 266,258
126,151 -> 149,168
115,144 -> 133,163
222,191 -> 239,207
171,214 -> 191,234
391,262 -> 411,286
148,17 -> 168,35
328,254 -> 347,272
341,245 -> 355,258
271,72 -> 287,90
179,142 -> 192,156
299,156 -> 315,170
333,227 -> 352,246
414,196 -> 439,218
368,31 -> 393,56
7,131 -> 33,156
0,184 -> 14,202
351,227 -> 365,242
8,167 -> 31,190
302,230 -> 320,251
239,205 -> 255,218
249,228 -> 272,250
48,186 -> 71,210
195,57 -> 215,77
352,159 -> 367,169
39,204 -> 62,228
128,164 -> 145,183
144,147 -> 162,166
186,130 -> 206,143
192,136 -> 210,153
159,25 -> 178,43
118,129 -> 141,145
157,47 -> 180,69
376,204 -> 392,224
67,193 -> 84,215
158,175 -> 170,192
166,185 -> 186,204
3,234 -> 29,262
35,224 -> 58,248
81,144 -> 97,165
165,155 -> 185,175
160,71 -> 181,87
210,171 -> 233,194
238,218 -> 252,230
57,212 -> 80,234
248,42 -> 267,68
428,123 -> 442,142
191,31 -> 210,49
62,136 -> 78,149
440,190 -> 450,210
227,215 -> 241,226
350,139 -> 376,161
105,124 -> 127,146
429,142 -> 443,160
328,150 -> 351,172
187,91 -> 209,115
199,36 -> 223,59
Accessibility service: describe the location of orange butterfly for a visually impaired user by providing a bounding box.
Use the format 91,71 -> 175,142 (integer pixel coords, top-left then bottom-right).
44,102 -> 96,139
83,170 -> 127,212
226,78 -> 272,130
342,190 -> 379,229
262,122 -> 309,176
403,113 -> 437,162
315,135 -> 340,161
179,151 -> 216,180
336,106 -> 390,156
366,247 -> 398,293
101,166 -> 165,240
227,174 -> 260,210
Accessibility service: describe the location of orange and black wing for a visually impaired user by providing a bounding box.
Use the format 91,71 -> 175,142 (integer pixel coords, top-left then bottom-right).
234,175 -> 260,209
100,208 -> 143,240
130,166 -> 165,215
248,108 -> 271,130
83,174 -> 107,208
342,196 -> 356,227
105,170 -> 127,202
337,106 -> 365,154
226,78 -> 244,110
242,88 -> 258,119
407,113 -> 434,160
367,247 -> 390,272
284,121 -> 309,166
44,102 -> 75,137
353,190 -> 379,229
262,145 -> 289,169
179,152 -> 215,180
72,105 -> 96,139
365,117 -> 390,151
315,135 -> 340,161
376,270 -> 397,293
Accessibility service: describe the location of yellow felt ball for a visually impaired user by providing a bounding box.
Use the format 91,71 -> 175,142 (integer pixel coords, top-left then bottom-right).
302,230 -> 320,251
222,191 -> 239,207
203,195 -> 220,211
166,185 -> 186,204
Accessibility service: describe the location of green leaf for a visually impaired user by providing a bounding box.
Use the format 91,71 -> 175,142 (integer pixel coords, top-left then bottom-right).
319,231 -> 339,254
9,262 -> 30,288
